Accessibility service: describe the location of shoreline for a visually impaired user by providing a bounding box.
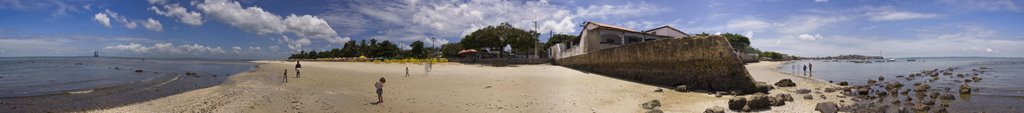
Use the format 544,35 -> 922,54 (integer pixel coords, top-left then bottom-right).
85,61 -> 849,112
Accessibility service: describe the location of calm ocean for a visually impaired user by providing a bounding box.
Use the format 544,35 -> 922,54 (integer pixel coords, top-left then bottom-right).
779,57 -> 1024,112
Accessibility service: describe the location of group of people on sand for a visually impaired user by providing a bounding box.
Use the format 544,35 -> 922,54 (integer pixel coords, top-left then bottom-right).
283,61 -> 429,105
791,62 -> 814,76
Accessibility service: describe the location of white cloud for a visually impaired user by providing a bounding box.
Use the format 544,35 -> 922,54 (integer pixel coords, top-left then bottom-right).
745,31 -> 754,39
753,25 -> 1024,57
143,18 -> 163,32
196,0 -> 344,44
940,0 -> 1020,11
94,12 -> 111,27
575,2 -> 662,20
866,7 -> 940,21
106,42 -> 228,55
149,4 -> 203,26
278,35 -> 312,51
147,0 -> 168,5
778,15 -> 848,34
725,18 -> 775,31
814,0 -> 828,3
797,34 -> 823,40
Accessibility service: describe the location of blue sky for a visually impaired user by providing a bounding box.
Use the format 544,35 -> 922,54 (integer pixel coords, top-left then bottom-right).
1,0 -> 1022,59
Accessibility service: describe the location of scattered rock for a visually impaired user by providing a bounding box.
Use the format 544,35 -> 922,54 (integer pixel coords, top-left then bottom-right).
867,79 -> 878,84
715,92 -> 724,98
964,79 -> 972,82
838,81 -> 849,86
704,106 -> 726,113
755,82 -> 773,93
824,87 -> 837,93
879,76 -> 885,81
134,70 -> 144,72
914,84 -> 930,92
912,104 -> 930,111
728,97 -> 746,110
774,79 -> 797,87
940,93 -> 956,100
803,95 -> 814,100
794,89 -> 812,94
641,100 -> 661,109
747,93 -> 771,109
876,91 -> 888,96
653,88 -> 662,92
645,109 -> 663,113
814,102 -> 839,113
857,88 -> 870,95
930,92 -> 940,99
769,97 -> 786,106
960,84 -> 972,94
742,105 -> 751,112
775,93 -> 794,101
972,76 -> 982,81
675,85 -> 688,92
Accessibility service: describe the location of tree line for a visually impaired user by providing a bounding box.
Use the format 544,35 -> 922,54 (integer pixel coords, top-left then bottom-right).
288,39 -> 431,59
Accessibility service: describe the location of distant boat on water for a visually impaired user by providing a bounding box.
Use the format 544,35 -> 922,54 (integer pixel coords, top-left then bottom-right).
887,58 -> 896,61
907,59 -> 917,61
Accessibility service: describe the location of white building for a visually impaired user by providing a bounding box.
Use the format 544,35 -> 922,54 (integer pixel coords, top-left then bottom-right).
549,21 -> 691,59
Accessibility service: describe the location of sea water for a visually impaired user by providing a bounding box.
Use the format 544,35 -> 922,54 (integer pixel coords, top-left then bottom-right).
0,57 -> 253,98
779,57 -> 1024,112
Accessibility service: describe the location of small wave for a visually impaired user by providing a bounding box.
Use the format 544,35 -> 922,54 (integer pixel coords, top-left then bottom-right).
66,89 -> 94,94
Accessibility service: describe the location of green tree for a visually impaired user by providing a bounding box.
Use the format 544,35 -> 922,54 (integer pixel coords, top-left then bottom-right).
440,43 -> 464,57
544,34 -> 576,49
410,41 -> 425,58
461,22 -> 539,56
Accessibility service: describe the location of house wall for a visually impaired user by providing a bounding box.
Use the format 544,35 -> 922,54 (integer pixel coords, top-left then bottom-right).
555,36 -> 768,94
646,28 -> 689,38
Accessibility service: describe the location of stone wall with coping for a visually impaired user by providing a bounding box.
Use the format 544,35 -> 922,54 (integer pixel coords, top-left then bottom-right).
555,36 -> 766,94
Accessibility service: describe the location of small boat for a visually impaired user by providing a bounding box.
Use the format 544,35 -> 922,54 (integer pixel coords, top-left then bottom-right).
887,58 -> 896,61
907,59 -> 917,61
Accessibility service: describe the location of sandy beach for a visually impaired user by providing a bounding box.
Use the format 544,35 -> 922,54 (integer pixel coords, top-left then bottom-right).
88,61 -> 851,113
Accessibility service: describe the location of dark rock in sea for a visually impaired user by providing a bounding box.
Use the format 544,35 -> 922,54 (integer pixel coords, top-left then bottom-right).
675,85 -> 688,92
134,70 -> 144,72
913,103 -> 931,111
728,97 -> 746,110
857,88 -> 870,95
964,79 -> 972,82
956,74 -> 965,78
905,96 -> 913,101
900,90 -> 910,95
960,84 -> 972,94
814,102 -> 839,113
794,89 -> 812,94
838,81 -> 849,86
896,75 -> 905,78
943,72 -> 953,75
775,93 -> 793,101
867,79 -> 878,84
803,95 -> 813,100
824,87 -> 836,93
878,76 -> 885,81
892,100 -> 901,104
940,93 -> 955,100
640,100 -> 661,109
930,92 -> 940,99
936,108 -> 949,113
885,82 -> 904,90
971,76 -> 982,81
774,79 -> 796,87
704,106 -> 725,113
895,107 -> 912,113
914,84 -> 930,92
747,93 -> 771,109
876,91 -> 888,96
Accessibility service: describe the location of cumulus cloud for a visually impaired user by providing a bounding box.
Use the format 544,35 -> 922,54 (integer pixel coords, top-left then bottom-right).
278,35 -> 312,51
93,12 -> 111,27
939,0 -> 1020,11
105,42 -> 229,55
148,4 -> 203,26
196,0 -> 347,44
143,18 -> 163,32
814,0 -> 828,3
778,15 -> 848,34
725,18 -> 776,31
797,34 -> 823,40
575,2 -> 662,20
866,7 -> 940,21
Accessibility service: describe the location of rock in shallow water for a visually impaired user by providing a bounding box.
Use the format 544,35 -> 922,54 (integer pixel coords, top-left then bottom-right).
838,81 -> 849,86
960,84 -> 972,94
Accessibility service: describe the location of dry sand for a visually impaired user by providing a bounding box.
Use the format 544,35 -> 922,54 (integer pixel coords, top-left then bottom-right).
87,61 -> 850,113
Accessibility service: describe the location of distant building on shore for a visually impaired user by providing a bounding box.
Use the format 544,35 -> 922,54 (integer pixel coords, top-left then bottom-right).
548,21 -> 691,59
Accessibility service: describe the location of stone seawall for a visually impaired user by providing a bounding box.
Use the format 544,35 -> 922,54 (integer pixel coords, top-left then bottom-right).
556,36 -> 767,94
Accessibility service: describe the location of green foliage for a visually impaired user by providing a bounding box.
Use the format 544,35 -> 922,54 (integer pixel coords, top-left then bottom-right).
440,43 -> 464,57
760,51 -> 787,60
544,34 -> 576,49
409,41 -> 425,58
460,22 -> 540,54
692,32 -> 754,54
288,39 -> 402,59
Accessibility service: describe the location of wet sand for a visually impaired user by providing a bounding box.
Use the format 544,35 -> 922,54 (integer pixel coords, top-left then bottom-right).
88,61 -> 849,112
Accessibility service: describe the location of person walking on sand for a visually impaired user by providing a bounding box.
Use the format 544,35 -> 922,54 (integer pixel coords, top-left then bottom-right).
405,67 -> 409,77
282,70 -> 288,83
374,77 -> 386,104
295,61 -> 302,78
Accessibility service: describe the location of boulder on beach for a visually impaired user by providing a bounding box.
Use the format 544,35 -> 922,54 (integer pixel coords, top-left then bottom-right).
654,88 -> 663,92
913,103 -> 931,111
814,102 -> 839,113
774,79 -> 796,87
704,106 -> 726,113
134,70 -> 144,72
754,82 -> 773,93
769,96 -> 786,106
838,81 -> 849,86
914,84 -> 930,92
803,95 -> 813,100
824,87 -> 837,93
728,97 -> 747,110
641,100 -> 661,109
794,89 -> 812,94
930,92 -> 940,98
879,76 -> 885,81
675,85 -> 688,92
775,93 -> 794,101
747,93 -> 771,109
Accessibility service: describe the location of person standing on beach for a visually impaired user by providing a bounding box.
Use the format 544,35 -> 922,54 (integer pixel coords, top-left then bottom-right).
283,70 -> 288,83
374,77 -> 386,104
808,63 -> 814,76
803,65 -> 808,75
295,61 -> 302,78
405,67 -> 409,77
